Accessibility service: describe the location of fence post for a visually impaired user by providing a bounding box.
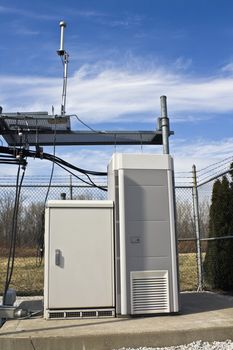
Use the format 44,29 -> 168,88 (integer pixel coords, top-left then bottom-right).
69,175 -> 73,199
192,164 -> 203,291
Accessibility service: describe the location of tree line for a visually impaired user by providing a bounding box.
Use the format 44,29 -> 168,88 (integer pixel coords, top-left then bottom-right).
204,165 -> 233,291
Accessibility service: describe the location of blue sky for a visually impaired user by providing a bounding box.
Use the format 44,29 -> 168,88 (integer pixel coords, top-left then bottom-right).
0,0 -> 233,176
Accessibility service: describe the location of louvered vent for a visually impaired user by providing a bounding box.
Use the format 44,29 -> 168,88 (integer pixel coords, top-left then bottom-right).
130,270 -> 170,315
47,308 -> 115,319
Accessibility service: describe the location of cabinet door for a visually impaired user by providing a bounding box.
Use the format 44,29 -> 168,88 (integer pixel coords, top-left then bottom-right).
48,207 -> 114,308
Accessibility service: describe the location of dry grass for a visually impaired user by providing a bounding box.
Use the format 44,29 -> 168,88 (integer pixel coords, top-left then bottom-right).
0,257 -> 44,295
179,253 -> 198,291
0,253 -> 198,295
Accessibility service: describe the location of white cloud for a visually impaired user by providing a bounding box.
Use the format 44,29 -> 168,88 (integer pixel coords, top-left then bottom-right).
1,63 -> 233,125
170,137 -> 233,181
174,57 -> 192,70
1,62 -> 233,180
0,5 -> 58,20
221,62 -> 233,73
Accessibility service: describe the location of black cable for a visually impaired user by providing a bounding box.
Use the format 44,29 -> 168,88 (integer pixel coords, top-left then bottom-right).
84,170 -> 107,191
0,161 -> 22,165
43,152 -> 107,176
0,154 -> 16,158
0,146 -> 107,176
36,212 -> 44,267
50,154 -> 107,176
0,146 -> 107,189
3,165 -> 21,304
70,114 -> 101,133
54,161 -> 107,191
3,164 -> 26,304
0,147 -> 107,190
6,168 -> 25,288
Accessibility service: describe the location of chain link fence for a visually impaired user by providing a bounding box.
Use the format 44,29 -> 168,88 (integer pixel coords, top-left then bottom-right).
0,158 -> 233,296
176,158 -> 233,293
0,176 -> 107,295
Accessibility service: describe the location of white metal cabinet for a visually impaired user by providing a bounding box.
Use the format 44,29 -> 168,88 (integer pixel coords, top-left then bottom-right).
44,200 -> 114,319
108,154 -> 179,316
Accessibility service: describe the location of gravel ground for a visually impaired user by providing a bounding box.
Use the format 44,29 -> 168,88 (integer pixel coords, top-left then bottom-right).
115,340 -> 233,350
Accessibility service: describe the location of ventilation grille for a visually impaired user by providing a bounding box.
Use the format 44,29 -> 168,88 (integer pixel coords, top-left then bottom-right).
130,270 -> 170,315
47,308 -> 115,319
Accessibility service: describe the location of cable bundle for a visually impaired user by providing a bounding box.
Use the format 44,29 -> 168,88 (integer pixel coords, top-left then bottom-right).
0,146 -> 107,191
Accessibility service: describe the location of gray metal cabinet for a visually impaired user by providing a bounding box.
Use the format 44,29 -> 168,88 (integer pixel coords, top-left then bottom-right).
44,200 -> 115,319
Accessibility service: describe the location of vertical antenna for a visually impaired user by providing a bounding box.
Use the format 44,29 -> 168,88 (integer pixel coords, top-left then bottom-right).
57,21 -> 69,116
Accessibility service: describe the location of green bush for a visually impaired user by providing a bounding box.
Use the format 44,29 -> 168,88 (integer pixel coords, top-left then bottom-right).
204,163 -> 233,291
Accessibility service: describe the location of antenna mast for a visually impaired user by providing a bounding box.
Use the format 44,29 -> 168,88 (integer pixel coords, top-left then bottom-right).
57,21 -> 69,116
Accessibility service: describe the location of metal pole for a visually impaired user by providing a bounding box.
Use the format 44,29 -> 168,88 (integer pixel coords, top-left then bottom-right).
61,52 -> 69,116
160,95 -> 170,154
57,21 -> 69,116
69,175 -> 73,199
192,164 -> 203,291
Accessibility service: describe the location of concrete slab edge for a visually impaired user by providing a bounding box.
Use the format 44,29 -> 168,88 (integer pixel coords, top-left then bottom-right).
1,326 -> 233,350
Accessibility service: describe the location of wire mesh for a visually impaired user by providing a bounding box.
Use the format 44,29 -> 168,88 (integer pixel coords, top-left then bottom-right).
0,176 -> 107,295
198,170 -> 233,291
0,160 -> 233,296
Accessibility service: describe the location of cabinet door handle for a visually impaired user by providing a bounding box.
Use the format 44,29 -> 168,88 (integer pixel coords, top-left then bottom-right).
55,249 -> 61,266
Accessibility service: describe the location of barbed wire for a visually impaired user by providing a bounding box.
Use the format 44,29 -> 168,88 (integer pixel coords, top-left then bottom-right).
0,155 -> 233,187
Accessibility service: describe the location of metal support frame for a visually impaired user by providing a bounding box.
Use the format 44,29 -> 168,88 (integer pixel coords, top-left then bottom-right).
0,96 -> 174,148
192,164 -> 203,291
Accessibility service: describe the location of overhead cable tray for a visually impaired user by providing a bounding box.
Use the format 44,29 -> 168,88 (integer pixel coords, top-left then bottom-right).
0,112 -> 173,146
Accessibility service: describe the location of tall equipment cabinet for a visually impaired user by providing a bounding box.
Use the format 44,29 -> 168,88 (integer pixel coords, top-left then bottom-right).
44,200 -> 115,319
108,153 -> 179,316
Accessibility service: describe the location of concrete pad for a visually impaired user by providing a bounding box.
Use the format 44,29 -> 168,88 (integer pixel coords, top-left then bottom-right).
1,292 -> 233,350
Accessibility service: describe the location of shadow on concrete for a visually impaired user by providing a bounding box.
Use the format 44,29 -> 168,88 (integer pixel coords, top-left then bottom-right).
181,292 -> 233,314
19,300 -> 43,313
1,292 -> 233,337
